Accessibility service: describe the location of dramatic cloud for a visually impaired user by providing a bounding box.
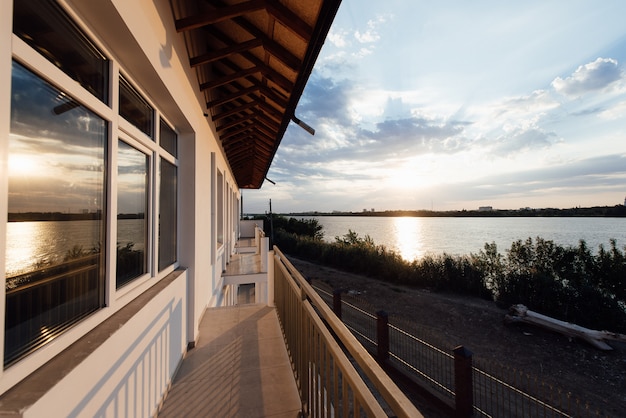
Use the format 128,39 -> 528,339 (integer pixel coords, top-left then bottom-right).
357,117 -> 467,156
298,75 -> 355,125
552,58 -> 622,97
245,2 -> 626,214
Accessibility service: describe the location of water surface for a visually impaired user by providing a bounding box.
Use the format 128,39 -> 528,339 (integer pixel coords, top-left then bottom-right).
298,216 -> 626,261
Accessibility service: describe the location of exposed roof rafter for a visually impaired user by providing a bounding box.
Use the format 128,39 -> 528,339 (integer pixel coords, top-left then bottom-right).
172,0 -> 341,188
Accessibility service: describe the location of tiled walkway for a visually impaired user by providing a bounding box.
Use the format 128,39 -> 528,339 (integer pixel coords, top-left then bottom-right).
158,304 -> 301,418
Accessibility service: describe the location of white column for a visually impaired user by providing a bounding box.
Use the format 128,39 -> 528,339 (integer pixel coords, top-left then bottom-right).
267,250 -> 275,307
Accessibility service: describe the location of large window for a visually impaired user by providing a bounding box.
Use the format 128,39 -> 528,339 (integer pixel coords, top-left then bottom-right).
217,171 -> 224,244
6,1 -> 180,367
158,120 -> 177,271
116,141 -> 149,288
12,0 -> 109,103
160,118 -> 178,157
120,76 -> 154,139
6,62 -> 107,366
158,160 -> 177,271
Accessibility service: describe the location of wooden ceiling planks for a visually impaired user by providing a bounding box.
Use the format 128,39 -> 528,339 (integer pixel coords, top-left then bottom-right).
172,0 -> 341,188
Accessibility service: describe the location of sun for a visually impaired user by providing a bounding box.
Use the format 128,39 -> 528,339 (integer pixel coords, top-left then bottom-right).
385,163 -> 430,191
8,154 -> 43,177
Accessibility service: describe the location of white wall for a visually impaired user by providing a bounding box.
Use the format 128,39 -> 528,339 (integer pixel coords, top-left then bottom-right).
241,219 -> 262,238
1,0 -> 242,413
25,272 -> 187,418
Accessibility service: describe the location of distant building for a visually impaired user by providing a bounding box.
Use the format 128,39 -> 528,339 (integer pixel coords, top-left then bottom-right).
478,206 -> 493,211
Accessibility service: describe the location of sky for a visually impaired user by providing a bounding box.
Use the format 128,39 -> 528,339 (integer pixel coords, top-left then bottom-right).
9,62 -> 107,214
244,0 -> 626,214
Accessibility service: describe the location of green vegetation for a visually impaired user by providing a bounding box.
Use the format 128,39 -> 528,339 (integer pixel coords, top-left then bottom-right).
269,215 -> 626,333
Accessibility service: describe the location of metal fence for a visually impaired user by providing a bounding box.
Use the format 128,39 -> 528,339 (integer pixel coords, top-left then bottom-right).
314,284 -> 603,418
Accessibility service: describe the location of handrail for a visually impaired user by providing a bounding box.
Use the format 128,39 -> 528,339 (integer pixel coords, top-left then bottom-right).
273,246 -> 422,418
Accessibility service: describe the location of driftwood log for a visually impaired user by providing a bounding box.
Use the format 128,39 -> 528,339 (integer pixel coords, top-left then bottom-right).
504,304 -> 626,350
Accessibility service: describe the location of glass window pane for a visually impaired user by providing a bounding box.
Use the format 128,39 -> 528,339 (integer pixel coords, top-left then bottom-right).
160,119 -> 177,157
6,61 -> 106,366
12,0 -> 109,103
119,76 -> 154,138
117,141 -> 148,288
217,171 -> 224,244
158,160 -> 177,271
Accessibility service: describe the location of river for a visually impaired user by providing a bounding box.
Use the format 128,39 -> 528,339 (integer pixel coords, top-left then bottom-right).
5,219 -> 144,276
296,216 -> 626,261
6,217 -> 626,275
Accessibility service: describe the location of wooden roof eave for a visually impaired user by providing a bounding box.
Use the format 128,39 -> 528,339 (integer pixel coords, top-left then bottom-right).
172,0 -> 342,189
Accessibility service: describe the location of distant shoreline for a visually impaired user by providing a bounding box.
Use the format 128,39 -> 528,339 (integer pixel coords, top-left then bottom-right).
278,205 -> 626,218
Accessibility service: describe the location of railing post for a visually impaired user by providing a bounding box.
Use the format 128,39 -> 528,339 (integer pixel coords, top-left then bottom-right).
376,310 -> 389,361
261,237 -> 269,272
267,250 -> 274,307
454,345 -> 474,417
332,289 -> 342,319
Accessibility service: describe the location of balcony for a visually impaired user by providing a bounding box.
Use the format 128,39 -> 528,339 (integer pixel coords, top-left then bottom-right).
158,227 -> 421,417
158,304 -> 301,417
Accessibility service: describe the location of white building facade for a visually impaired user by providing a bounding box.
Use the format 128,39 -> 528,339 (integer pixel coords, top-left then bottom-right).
0,0 -> 341,415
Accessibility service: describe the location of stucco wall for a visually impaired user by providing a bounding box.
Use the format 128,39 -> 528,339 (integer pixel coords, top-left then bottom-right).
1,0 -> 241,409
24,271 -> 187,418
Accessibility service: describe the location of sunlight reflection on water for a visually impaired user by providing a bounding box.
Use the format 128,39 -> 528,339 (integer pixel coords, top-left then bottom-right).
5,219 -> 142,276
392,217 -> 424,261
303,216 -> 626,262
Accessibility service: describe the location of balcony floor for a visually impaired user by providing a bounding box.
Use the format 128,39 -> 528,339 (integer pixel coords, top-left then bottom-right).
158,304 -> 301,418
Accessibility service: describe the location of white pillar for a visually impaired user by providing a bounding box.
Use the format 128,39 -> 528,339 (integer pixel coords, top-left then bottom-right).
261,237 -> 269,272
267,250 -> 275,307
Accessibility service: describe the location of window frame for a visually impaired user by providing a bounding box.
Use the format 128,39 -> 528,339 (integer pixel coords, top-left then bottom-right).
115,135 -> 153,290
4,3 -> 180,375
6,60 -> 109,367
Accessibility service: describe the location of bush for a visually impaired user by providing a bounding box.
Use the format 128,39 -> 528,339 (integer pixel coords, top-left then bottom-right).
272,220 -> 626,333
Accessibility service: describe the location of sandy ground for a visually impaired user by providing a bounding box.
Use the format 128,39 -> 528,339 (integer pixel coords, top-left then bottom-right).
288,256 -> 626,416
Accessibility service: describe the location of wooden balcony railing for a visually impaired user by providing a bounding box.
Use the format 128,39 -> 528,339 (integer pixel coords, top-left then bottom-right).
272,246 -> 422,418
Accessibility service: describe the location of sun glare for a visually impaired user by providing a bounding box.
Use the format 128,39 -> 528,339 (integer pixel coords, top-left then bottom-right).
8,154 -> 43,177
386,164 -> 429,190
393,216 -> 425,261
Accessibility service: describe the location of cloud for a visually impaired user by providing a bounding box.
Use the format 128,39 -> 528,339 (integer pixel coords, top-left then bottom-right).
491,127 -> 558,156
598,101 -> 626,120
354,15 -> 390,44
552,58 -> 622,97
442,154 -> 626,202
357,117 -> 467,156
327,28 -> 349,48
299,75 -> 355,124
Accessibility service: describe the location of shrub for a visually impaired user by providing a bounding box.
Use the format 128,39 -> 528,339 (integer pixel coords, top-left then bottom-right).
272,220 -> 626,333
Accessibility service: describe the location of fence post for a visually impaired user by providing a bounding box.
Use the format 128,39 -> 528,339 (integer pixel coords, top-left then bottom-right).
333,289 -> 342,319
376,310 -> 389,361
454,345 -> 474,417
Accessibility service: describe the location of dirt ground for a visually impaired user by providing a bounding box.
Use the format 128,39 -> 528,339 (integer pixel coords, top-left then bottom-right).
287,256 -> 626,417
